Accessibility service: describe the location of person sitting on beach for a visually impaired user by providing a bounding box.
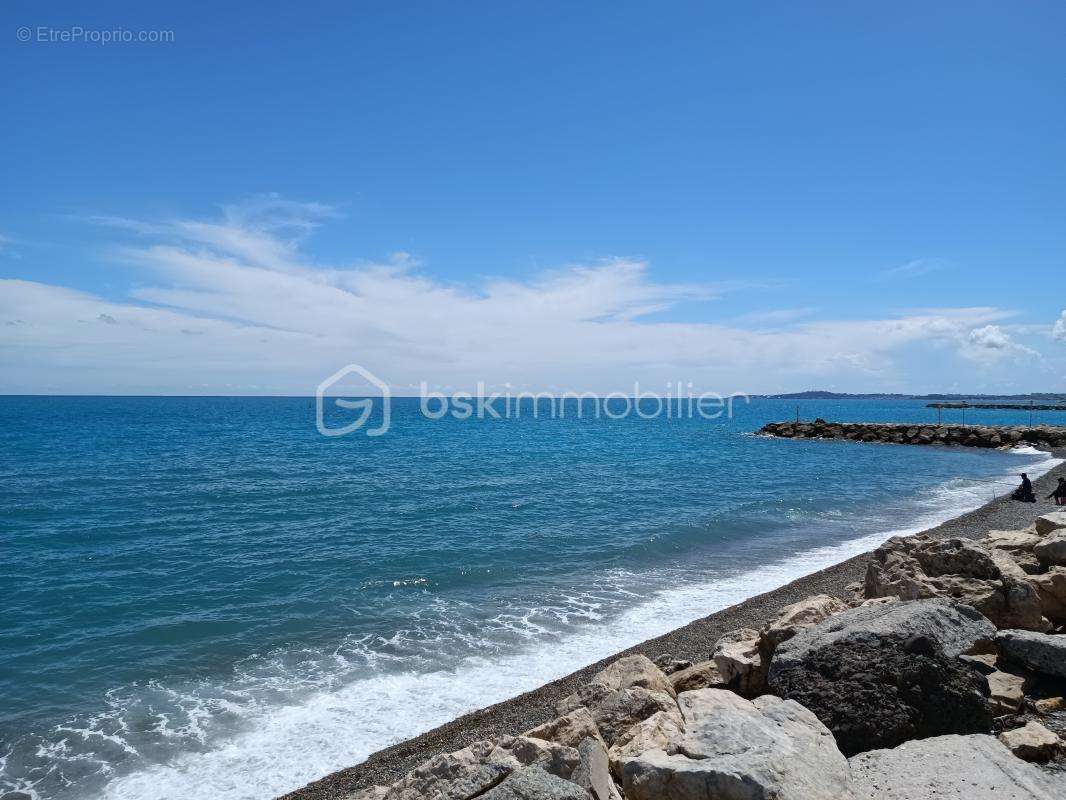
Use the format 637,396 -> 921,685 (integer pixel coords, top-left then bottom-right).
1012,473 -> 1036,503
1048,477 -> 1066,506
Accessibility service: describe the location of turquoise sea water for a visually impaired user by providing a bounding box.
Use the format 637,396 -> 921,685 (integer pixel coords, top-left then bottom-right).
1,397 -> 1062,800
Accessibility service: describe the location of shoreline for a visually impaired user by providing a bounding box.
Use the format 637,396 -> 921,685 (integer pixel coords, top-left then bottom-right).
280,451 -> 1066,800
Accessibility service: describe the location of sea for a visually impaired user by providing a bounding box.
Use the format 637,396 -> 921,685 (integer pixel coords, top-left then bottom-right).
1,396 -> 1062,800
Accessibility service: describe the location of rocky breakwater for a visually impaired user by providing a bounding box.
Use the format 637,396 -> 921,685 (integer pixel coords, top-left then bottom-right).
758,419 -> 1066,449
339,514 -> 1066,799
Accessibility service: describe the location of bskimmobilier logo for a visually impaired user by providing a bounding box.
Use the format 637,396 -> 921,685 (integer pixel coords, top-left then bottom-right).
316,364 -> 391,437
315,364 -> 750,438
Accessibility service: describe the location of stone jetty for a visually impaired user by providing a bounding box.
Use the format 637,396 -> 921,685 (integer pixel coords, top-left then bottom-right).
758,420 -> 1066,449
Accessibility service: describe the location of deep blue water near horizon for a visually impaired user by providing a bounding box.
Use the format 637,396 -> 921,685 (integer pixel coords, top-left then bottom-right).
1,396 -> 1063,800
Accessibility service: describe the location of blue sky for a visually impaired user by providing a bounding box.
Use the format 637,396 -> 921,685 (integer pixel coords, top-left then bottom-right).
2,0 -> 1064,394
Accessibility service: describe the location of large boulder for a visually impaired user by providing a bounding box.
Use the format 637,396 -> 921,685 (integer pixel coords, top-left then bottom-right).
381,737 -> 580,800
592,687 -> 678,747
996,629 -> 1066,678
588,654 -> 676,698
849,734 -> 1066,799
770,597 -> 995,665
479,767 -> 592,800
770,630 -> 991,756
769,600 -> 994,756
712,628 -> 765,697
619,689 -> 852,800
501,738 -> 582,780
605,710 -> 684,779
759,594 -> 850,660
1034,531 -> 1066,567
570,738 -> 622,800
1028,567 -> 1066,624
1034,512 -> 1066,536
381,739 -> 514,800
865,534 -> 1045,630
556,656 -> 679,747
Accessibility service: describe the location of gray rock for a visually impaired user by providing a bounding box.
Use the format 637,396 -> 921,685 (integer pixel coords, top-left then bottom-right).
1034,531 -> 1066,566
769,600 -> 995,756
605,710 -> 684,779
771,630 -> 991,756
571,738 -> 621,800
770,597 -> 995,668
380,734 -> 584,800
480,767 -> 592,800
496,737 -> 581,780
849,734 -> 1065,799
620,689 -> 852,800
712,627 -> 765,697
996,629 -> 1066,678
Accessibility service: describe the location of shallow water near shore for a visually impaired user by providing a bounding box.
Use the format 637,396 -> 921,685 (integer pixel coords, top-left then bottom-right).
1,397 -> 1062,800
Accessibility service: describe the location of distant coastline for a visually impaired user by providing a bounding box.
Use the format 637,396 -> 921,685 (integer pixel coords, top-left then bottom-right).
760,390 -> 1066,402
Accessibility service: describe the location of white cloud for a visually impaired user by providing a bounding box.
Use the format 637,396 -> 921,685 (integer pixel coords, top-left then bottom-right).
961,324 -> 1039,363
0,200 -> 1048,395
1054,311 -> 1066,342
968,325 -> 1012,350
879,258 -> 948,280
730,307 -> 819,327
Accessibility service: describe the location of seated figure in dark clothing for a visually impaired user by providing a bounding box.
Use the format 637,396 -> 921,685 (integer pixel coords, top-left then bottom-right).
1048,477 -> 1066,506
1012,472 -> 1036,503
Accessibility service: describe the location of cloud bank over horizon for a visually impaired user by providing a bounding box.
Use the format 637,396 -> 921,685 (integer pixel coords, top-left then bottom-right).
1,196 -> 1063,396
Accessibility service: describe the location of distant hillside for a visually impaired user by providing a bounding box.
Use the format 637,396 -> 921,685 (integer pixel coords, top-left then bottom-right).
762,391 -> 1066,402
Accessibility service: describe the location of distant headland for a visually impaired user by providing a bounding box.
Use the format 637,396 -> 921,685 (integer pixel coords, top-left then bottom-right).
760,391 -> 1066,403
